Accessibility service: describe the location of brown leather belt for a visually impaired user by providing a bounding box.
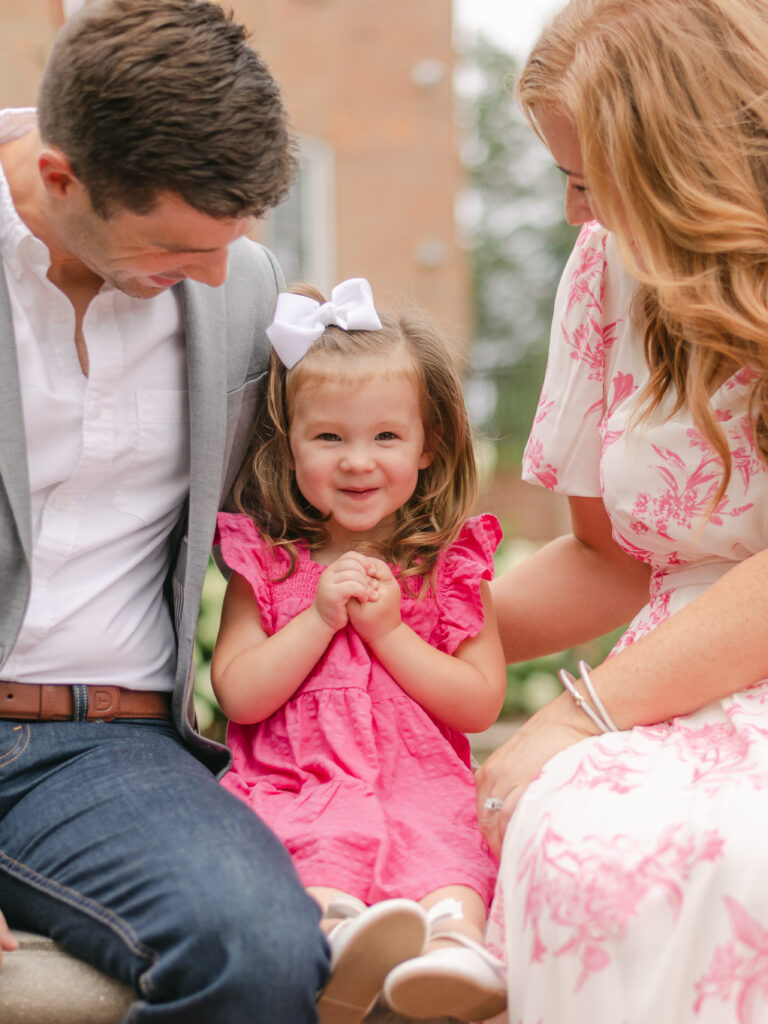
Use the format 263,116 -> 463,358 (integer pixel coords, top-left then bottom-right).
0,681 -> 172,722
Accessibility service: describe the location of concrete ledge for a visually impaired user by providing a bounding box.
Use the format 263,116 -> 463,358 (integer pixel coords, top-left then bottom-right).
0,932 -> 133,1024
0,932 -> 460,1023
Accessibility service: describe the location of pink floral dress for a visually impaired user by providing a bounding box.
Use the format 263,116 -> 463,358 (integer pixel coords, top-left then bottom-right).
216,512 -> 500,907
486,222 -> 768,1023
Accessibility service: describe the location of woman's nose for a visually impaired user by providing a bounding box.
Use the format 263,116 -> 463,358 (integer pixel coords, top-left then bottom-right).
565,188 -> 592,227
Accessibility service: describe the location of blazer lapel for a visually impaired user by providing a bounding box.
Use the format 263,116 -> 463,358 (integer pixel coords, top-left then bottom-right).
177,279 -> 228,567
0,264 -> 31,559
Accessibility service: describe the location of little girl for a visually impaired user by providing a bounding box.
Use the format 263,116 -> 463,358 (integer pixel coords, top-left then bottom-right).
212,278 -> 507,1024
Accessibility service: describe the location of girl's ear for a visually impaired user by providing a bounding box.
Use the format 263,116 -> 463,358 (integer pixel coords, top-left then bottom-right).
419,426 -> 441,469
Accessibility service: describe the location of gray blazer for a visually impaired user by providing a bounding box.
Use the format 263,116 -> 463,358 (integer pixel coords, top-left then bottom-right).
0,236 -> 282,774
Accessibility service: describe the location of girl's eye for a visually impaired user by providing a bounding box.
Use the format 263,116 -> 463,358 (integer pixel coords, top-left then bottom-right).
317,432 -> 340,442
376,431 -> 399,441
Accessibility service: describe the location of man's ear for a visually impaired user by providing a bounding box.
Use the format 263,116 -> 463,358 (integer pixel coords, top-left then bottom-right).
38,146 -> 82,199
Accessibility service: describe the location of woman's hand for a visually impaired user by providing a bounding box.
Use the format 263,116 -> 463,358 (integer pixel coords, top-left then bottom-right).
314,551 -> 378,631
347,557 -> 402,643
476,691 -> 599,858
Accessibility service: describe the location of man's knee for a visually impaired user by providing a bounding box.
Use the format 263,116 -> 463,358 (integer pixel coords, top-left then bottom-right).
168,867 -> 328,1007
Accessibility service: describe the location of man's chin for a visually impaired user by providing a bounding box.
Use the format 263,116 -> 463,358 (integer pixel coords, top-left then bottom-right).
115,277 -> 180,299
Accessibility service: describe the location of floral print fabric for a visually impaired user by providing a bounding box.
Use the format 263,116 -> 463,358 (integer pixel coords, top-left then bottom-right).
486,222 -> 768,1023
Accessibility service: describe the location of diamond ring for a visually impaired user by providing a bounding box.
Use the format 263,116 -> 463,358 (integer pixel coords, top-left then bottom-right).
483,797 -> 504,812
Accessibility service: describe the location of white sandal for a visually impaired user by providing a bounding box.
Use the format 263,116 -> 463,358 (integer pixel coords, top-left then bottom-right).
382,898 -> 507,1022
317,896 -> 428,1024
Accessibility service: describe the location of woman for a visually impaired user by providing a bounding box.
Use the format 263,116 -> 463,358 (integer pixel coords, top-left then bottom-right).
478,1 -> 768,1020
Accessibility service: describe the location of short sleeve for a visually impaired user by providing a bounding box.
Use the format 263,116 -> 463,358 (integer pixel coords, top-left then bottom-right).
434,514 -> 502,654
215,512 -> 284,634
521,221 -> 612,497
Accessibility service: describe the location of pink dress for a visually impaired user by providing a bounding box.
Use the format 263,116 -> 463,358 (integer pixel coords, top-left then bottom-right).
216,511 -> 500,906
486,221 -> 768,1023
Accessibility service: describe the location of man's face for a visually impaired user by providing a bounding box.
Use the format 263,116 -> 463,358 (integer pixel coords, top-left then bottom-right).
57,190 -> 254,298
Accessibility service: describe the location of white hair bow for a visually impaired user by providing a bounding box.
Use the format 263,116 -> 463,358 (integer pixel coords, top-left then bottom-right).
266,277 -> 383,368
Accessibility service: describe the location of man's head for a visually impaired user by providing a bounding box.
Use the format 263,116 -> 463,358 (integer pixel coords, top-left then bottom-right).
37,0 -> 297,221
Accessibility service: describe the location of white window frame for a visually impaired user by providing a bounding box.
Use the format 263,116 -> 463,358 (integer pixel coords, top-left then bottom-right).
265,135 -> 336,293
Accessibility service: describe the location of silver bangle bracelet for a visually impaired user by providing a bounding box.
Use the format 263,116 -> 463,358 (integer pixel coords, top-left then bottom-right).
578,660 -> 619,732
557,667 -> 617,734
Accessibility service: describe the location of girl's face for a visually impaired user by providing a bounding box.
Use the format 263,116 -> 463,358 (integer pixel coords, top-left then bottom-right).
288,367 -> 433,551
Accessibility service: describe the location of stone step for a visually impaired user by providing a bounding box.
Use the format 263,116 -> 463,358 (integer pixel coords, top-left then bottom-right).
0,931 -> 463,1023
0,932 -> 132,1023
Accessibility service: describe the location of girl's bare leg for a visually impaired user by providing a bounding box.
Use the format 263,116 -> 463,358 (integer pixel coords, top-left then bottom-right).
419,884 -> 487,946
306,886 -> 364,934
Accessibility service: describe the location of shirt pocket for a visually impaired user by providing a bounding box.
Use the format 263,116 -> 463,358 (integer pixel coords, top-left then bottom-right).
112,389 -> 190,525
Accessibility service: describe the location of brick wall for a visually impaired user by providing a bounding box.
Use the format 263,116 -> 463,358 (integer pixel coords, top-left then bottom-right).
231,0 -> 469,343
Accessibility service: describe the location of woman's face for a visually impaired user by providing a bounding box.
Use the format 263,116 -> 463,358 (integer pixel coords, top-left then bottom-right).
537,107 -> 605,227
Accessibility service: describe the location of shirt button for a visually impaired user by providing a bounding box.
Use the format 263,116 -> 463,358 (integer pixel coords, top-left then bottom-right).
51,308 -> 68,323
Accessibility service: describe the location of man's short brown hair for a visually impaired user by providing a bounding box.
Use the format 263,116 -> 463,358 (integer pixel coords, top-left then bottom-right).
37,0 -> 297,219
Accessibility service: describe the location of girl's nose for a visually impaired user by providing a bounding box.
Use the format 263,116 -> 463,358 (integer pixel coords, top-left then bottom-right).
340,447 -> 375,472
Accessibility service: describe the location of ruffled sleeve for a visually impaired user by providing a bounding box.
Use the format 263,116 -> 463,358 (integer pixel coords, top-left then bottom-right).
521,220 -> 612,497
433,513 -> 502,655
215,512 -> 286,635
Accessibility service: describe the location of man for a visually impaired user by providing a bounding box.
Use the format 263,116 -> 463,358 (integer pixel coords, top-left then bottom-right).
0,1 -> 329,1020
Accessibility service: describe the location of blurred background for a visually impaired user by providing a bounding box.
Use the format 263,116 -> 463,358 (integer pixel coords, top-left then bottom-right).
1,0 -> 621,744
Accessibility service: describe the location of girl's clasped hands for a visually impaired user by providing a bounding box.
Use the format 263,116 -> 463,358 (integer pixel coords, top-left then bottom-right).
315,551 -> 399,642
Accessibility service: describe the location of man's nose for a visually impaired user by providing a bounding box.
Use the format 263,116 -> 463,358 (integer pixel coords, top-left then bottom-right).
185,248 -> 230,287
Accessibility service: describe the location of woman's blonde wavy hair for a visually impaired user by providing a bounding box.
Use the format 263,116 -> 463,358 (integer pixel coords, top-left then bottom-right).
518,0 -> 768,503
232,285 -> 478,586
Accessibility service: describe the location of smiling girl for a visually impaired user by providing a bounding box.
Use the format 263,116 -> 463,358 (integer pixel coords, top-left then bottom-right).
211,279 -> 506,1024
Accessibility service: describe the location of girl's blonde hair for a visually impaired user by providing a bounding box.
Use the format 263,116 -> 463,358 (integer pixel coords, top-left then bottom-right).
232,285 -> 478,583
518,0 -> 768,501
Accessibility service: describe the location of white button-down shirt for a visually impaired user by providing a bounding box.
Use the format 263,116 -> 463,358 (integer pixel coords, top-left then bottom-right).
1,109 -> 189,690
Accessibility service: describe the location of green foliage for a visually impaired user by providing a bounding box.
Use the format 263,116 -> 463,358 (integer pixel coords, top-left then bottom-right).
456,38 -> 578,463
194,558 -> 228,743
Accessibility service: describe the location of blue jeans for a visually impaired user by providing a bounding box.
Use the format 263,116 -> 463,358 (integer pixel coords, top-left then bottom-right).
0,719 -> 329,1022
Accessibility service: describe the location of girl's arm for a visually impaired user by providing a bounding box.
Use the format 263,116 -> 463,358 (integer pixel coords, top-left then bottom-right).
492,495 -> 651,662
349,564 -> 507,734
212,554 -> 374,724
